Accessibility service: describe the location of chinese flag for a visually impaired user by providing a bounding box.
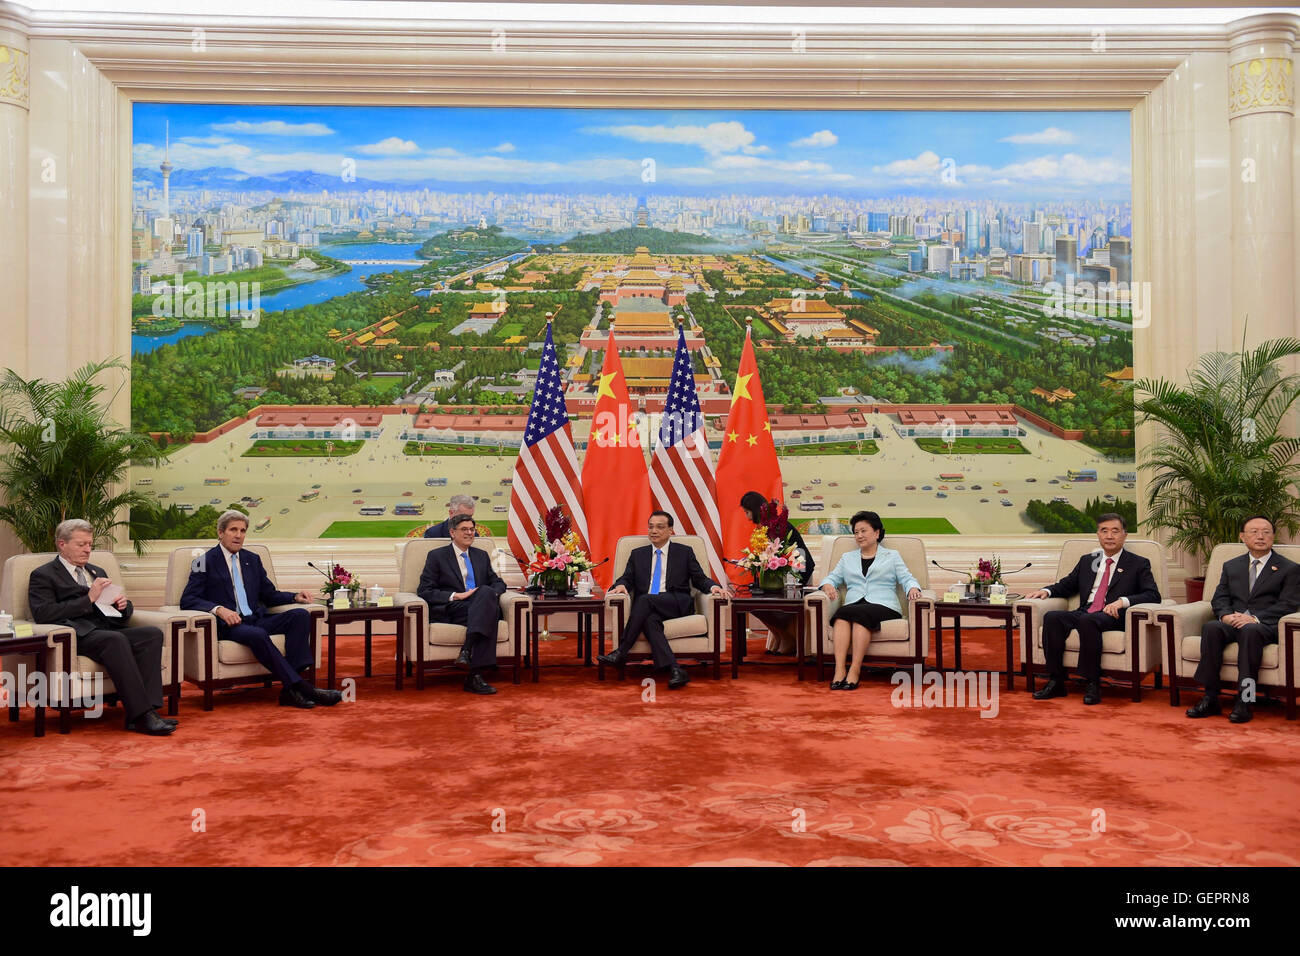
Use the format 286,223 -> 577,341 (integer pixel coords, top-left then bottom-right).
715,326 -> 783,586
581,329 -> 651,588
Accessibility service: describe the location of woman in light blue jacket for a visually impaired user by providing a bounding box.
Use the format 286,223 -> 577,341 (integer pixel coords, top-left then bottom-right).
818,510 -> 921,691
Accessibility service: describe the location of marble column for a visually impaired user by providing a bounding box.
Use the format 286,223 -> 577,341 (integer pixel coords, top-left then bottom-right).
0,18 -> 28,371
1228,14 -> 1297,348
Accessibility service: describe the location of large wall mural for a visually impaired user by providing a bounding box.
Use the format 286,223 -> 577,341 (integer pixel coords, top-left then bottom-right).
129,103 -> 1135,541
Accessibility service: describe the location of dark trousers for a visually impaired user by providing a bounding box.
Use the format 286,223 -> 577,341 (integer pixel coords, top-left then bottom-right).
435,589 -> 500,671
1042,608 -> 1119,681
77,625 -> 164,722
617,591 -> 692,669
1195,620 -> 1276,696
221,608 -> 312,688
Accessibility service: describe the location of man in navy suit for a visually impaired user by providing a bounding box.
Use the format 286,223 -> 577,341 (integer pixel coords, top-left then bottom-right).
417,513 -> 507,695
181,510 -> 341,709
1027,512 -> 1161,705
597,511 -> 727,690
1187,515 -> 1300,724
422,495 -> 476,539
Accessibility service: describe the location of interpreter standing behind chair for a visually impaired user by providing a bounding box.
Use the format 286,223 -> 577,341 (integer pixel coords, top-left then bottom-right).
1026,512 -> 1160,706
27,518 -> 175,736
817,510 -> 921,691
1186,515 -> 1300,724
423,494 -> 476,539
740,490 -> 815,656
597,510 -> 727,690
181,510 -> 342,709
417,513 -> 506,695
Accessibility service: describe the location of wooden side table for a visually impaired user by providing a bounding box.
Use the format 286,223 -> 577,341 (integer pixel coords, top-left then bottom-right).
322,604 -> 406,690
931,600 -> 1020,690
2,630 -> 74,737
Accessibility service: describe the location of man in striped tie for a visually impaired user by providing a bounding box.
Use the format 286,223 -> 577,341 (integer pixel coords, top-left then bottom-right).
598,511 -> 726,690
1027,513 -> 1160,706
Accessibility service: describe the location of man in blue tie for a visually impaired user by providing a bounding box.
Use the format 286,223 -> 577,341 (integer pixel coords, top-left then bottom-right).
181,510 -> 341,709
598,511 -> 726,690
416,514 -> 507,695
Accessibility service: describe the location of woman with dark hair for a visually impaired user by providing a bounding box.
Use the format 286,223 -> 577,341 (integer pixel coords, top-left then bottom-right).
740,490 -> 814,655
818,510 -> 921,690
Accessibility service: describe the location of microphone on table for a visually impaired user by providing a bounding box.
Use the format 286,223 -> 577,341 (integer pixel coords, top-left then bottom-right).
999,563 -> 1033,576
930,559 -> 970,576
306,561 -> 334,580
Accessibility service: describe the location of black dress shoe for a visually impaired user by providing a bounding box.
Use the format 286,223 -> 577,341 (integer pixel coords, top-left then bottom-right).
668,666 -> 690,690
129,710 -> 176,736
464,673 -> 498,695
1083,681 -> 1102,705
279,686 -> 316,709
844,680 -> 860,691
129,713 -> 180,729
829,679 -> 847,690
597,649 -> 626,666
1186,695 -> 1222,718
455,647 -> 472,668
1032,678 -> 1068,700
300,683 -> 343,706
1229,698 -> 1253,724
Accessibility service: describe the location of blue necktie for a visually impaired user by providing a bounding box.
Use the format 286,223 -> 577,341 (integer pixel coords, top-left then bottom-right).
462,551 -> 476,589
650,548 -> 663,595
230,554 -> 253,616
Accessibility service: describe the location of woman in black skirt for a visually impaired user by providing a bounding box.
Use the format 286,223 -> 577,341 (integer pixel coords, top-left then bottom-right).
818,510 -> 921,690
740,490 -> 815,655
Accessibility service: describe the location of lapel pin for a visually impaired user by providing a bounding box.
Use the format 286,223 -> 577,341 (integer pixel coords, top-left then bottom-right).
1272,566 -> 1279,572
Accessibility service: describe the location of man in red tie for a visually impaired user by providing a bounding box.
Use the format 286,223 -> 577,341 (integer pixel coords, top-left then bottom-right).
1026,513 -> 1161,705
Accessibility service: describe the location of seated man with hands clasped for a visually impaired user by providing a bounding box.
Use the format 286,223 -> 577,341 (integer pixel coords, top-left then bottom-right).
597,510 -> 727,690
1027,512 -> 1160,706
1186,515 -> 1300,724
417,513 -> 507,695
181,510 -> 342,709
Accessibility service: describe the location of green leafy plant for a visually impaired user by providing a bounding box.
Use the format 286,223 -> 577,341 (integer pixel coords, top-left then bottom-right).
0,358 -> 165,554
1132,335 -> 1300,568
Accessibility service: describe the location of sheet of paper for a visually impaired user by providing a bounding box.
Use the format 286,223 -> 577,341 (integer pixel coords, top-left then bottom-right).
95,583 -> 124,618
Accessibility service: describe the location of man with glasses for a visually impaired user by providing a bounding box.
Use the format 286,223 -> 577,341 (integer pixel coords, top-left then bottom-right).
1186,515 -> 1300,724
417,514 -> 506,695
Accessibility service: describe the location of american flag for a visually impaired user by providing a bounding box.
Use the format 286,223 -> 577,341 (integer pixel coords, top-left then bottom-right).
649,325 -> 725,582
507,323 -> 588,570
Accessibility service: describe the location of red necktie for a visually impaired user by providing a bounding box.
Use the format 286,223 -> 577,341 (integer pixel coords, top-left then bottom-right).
1087,557 -> 1114,612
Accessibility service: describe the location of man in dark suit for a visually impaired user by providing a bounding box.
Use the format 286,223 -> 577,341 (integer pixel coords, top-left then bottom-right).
1028,512 -> 1161,705
417,513 -> 506,695
181,510 -> 341,709
1187,515 -> 1300,724
596,510 -> 727,690
27,519 -> 175,735
422,495 -> 476,539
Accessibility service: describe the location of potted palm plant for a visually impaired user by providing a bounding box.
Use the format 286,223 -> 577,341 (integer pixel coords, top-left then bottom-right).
1131,335 -> 1300,600
0,358 -> 165,555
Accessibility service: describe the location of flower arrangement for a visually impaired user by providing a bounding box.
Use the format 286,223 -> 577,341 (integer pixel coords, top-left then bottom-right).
969,557 -> 1003,587
525,506 -> 596,592
320,563 -> 363,602
735,500 -> 806,585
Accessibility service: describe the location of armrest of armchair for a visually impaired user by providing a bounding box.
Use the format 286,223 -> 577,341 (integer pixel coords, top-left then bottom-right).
1153,600 -> 1214,675
692,589 -> 726,618
126,607 -> 191,631
1,623 -> 76,682
1014,597 -> 1067,662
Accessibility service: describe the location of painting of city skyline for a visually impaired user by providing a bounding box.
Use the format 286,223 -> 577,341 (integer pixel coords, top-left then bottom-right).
129,103 -> 1136,542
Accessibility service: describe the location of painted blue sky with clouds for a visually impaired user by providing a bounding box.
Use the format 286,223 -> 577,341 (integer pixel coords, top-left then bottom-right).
134,104 -> 1130,200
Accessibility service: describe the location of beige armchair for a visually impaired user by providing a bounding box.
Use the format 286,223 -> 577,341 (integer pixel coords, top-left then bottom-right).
393,536 -> 527,688
1156,542 -> 1300,719
1,555 -> 77,735
164,545 -> 326,710
1015,537 -> 1172,701
803,535 -> 935,682
604,534 -> 727,680
2,551 -> 186,724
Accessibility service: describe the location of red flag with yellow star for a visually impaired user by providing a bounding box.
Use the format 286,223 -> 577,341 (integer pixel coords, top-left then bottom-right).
581,329 -> 651,588
715,325 -> 783,586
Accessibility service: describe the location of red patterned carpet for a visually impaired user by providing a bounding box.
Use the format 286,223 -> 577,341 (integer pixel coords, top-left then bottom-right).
3,629 -> 1299,867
